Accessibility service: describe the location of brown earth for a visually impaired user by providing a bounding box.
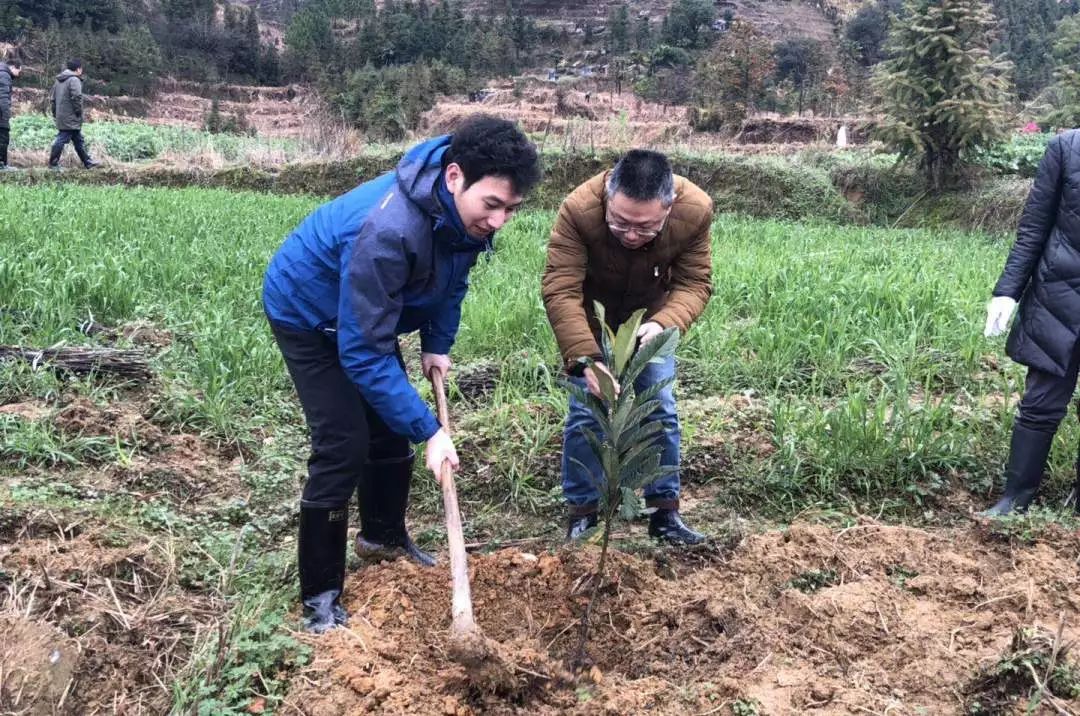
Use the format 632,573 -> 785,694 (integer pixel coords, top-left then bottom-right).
0,616 -> 79,715
283,521 -> 1080,715
2,393 -> 247,507
0,508 -> 218,715
6,352 -> 1073,715
424,84 -> 869,152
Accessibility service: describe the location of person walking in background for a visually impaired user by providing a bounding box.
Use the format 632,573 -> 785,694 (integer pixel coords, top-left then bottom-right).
0,55 -> 21,171
48,59 -> 99,170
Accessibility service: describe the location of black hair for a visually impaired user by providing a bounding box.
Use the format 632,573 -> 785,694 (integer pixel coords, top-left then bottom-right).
606,149 -> 675,206
444,114 -> 541,196
66,58 -> 82,72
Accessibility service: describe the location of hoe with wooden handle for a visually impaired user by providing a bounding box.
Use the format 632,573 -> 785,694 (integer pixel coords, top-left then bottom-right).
430,371 -> 564,689
430,370 -> 487,656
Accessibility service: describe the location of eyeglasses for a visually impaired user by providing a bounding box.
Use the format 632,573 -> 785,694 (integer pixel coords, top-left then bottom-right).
605,209 -> 668,240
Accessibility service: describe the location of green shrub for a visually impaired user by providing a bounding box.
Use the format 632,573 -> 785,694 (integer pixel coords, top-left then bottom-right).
968,132 -> 1052,178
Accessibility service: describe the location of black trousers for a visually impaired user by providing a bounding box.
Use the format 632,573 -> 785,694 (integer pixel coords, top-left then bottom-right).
0,126 -> 8,165
1015,340 -> 1080,435
49,129 -> 91,167
270,321 -> 410,509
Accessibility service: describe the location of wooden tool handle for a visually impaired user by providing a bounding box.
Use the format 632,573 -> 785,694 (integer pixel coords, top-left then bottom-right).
432,370 -> 451,431
431,371 -> 475,633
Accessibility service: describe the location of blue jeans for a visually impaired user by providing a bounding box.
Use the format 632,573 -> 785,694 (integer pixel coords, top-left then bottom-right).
562,355 -> 681,511
49,130 -> 92,167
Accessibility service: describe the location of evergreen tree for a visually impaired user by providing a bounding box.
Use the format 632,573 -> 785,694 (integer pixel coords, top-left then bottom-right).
0,0 -> 32,42
608,3 -> 630,54
844,0 -> 903,67
1044,14 -> 1080,129
284,5 -> 335,69
162,0 -> 214,22
873,0 -> 1011,189
634,14 -> 651,50
992,0 -> 1063,100
662,0 -> 714,50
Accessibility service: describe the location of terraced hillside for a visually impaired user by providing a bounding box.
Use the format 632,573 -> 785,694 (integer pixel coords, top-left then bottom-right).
234,0 -> 860,41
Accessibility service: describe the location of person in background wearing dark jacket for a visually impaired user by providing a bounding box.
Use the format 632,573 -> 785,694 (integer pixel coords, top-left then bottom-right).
0,56 -> 21,171
263,115 -> 541,633
984,130 -> 1080,515
48,59 -> 98,170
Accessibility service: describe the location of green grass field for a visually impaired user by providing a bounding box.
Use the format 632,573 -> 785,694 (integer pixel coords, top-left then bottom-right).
2,184 -> 1059,502
9,114 -> 299,163
2,183 -> 1073,713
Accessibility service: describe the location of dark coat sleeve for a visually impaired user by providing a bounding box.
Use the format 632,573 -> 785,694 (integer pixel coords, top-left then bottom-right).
0,70 -> 11,124
993,135 -> 1066,300
69,76 -> 83,119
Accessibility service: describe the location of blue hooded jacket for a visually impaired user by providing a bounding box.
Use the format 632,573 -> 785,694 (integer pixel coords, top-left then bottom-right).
263,136 -> 487,443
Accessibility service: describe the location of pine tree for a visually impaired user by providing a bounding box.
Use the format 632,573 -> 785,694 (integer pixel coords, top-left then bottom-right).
608,3 -> 630,54
992,0 -> 1063,100
662,0 -> 714,50
872,0 -> 1011,189
634,14 -> 651,50
1045,14 -> 1080,129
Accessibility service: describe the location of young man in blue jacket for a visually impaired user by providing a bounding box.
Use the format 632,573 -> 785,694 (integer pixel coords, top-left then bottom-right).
263,115 -> 540,633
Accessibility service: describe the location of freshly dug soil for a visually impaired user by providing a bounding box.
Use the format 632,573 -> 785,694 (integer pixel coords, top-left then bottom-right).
285,521 -> 1080,714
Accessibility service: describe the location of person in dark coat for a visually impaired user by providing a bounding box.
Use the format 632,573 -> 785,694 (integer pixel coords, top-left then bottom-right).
0,56 -> 21,171
263,115 -> 540,633
984,130 -> 1080,514
48,59 -> 98,170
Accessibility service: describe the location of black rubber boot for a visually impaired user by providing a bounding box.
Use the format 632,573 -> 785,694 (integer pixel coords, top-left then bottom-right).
566,508 -> 598,541
355,452 -> 436,567
983,425 -> 1055,517
298,504 -> 349,634
648,508 -> 706,545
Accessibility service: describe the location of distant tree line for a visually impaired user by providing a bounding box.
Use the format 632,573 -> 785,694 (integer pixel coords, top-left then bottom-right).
0,0 -> 281,95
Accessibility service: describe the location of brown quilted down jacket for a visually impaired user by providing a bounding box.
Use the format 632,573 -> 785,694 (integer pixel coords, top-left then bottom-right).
541,171 -> 713,371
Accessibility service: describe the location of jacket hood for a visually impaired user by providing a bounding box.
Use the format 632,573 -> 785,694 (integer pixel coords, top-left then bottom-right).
395,134 -> 450,214
395,134 -> 487,251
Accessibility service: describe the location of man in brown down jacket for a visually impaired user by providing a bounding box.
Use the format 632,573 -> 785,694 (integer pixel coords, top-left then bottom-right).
542,149 -> 713,544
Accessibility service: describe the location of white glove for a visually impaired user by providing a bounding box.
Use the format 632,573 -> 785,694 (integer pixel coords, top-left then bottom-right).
425,428 -> 459,480
984,296 -> 1018,337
